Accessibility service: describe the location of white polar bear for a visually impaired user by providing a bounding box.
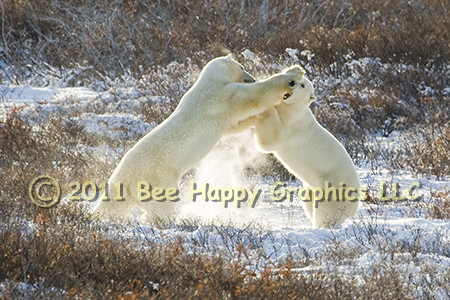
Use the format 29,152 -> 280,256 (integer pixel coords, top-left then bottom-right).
236,69 -> 361,228
92,55 -> 305,222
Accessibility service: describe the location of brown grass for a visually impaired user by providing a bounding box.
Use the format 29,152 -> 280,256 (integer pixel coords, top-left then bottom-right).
0,202 -> 425,299
1,0 -> 450,81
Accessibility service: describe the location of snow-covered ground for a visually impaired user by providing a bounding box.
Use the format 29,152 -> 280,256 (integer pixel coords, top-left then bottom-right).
1,50 -> 450,298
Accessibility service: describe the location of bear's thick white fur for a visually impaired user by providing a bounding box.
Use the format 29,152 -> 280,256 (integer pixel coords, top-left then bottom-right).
238,71 -> 360,228
93,55 -> 305,222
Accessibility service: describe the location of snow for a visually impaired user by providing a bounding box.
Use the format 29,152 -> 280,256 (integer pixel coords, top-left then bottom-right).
74,112 -> 156,140
0,85 -> 97,103
0,280 -> 66,299
1,50 -> 450,297
285,48 -> 299,60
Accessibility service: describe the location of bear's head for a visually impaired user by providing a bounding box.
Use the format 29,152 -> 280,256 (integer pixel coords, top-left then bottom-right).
283,67 -> 316,106
200,54 -> 255,84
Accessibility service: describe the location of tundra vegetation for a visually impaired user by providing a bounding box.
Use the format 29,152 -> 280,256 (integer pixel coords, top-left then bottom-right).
1,0 -> 449,299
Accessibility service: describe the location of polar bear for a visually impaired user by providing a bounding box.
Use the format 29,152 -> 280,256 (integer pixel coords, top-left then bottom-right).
235,69 -> 361,228
92,55 -> 305,222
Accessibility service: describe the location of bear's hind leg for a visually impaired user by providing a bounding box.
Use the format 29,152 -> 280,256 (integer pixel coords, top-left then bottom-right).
138,200 -> 178,223
136,179 -> 180,224
300,200 -> 314,221
312,200 -> 354,228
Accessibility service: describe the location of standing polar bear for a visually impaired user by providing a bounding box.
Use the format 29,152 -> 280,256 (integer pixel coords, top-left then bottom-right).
93,55 -> 305,222
236,68 -> 362,228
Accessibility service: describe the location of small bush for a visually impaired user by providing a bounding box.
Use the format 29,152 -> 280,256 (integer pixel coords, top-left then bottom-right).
426,190 -> 450,220
401,125 -> 450,179
0,105 -> 115,222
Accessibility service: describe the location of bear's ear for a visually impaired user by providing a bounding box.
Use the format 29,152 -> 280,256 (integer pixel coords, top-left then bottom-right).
225,54 -> 233,61
284,65 -> 306,76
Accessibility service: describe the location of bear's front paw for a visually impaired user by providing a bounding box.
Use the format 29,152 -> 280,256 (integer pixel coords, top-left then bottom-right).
283,91 -> 292,100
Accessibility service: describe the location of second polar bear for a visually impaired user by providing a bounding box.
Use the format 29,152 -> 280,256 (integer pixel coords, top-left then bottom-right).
92,55 -> 305,222
239,69 -> 362,228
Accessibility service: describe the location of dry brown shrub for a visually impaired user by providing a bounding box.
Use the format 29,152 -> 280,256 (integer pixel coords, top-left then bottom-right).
2,0 -> 450,81
426,190 -> 450,220
0,105 -> 116,222
400,125 -> 450,180
0,198 -> 423,299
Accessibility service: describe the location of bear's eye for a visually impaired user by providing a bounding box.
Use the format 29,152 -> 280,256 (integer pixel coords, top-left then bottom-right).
300,84 -> 305,88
